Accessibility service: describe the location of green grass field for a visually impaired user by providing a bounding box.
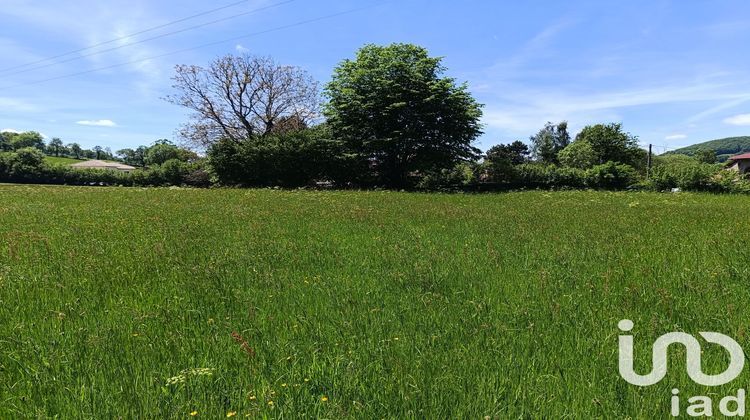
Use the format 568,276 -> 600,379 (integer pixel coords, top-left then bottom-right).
43,156 -> 86,166
2,185 -> 750,418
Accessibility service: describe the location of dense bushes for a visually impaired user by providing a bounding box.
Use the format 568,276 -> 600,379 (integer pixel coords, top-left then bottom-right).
472,162 -> 634,191
586,162 -> 637,190
649,161 -> 717,191
5,121 -> 750,194
415,162 -> 478,190
645,157 -> 750,192
207,129 -> 365,187
5,144 -> 750,194
0,150 -> 210,187
0,148 -> 46,182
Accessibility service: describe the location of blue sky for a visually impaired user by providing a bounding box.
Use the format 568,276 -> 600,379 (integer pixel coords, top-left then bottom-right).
2,0 -> 750,154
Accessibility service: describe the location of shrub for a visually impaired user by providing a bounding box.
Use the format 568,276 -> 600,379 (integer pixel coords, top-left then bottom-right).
0,148 -> 46,182
160,159 -> 187,185
0,151 -> 216,188
416,162 -> 478,190
559,140 -> 597,169
586,162 -> 638,190
649,159 -> 722,191
207,129 -> 357,187
551,166 -> 588,188
511,163 -> 586,189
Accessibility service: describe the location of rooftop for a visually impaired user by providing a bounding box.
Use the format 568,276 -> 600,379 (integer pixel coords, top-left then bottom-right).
728,153 -> 750,161
70,160 -> 136,171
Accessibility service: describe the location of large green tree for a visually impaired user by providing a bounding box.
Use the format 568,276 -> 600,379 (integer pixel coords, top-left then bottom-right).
68,143 -> 82,159
6,131 -> 44,151
48,137 -> 64,156
144,141 -> 196,166
694,148 -> 717,164
145,143 -> 181,166
324,43 -> 484,188
93,146 -> 104,160
483,140 -> 530,183
574,123 -> 645,168
558,140 -> 597,169
486,140 -> 530,166
530,121 -> 570,163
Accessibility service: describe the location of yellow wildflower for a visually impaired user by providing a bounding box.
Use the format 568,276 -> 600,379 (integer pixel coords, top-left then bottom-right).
190,411 -> 198,417
227,411 -> 237,417
321,396 -> 329,402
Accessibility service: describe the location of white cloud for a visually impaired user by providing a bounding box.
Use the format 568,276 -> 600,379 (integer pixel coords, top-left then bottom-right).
77,119 -> 117,127
236,44 -> 249,53
665,134 -> 687,140
724,114 -> 750,126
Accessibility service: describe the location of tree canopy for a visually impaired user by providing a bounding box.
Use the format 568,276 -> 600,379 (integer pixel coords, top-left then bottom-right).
324,43 -> 484,188
572,123 -> 645,168
530,122 -> 570,163
3,131 -> 45,151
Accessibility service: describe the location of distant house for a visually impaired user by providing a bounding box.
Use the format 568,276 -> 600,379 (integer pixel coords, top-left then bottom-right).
725,153 -> 750,174
70,160 -> 136,172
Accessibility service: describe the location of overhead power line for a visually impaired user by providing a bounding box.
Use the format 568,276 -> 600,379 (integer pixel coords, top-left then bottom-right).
639,142 -> 678,150
0,0 -> 251,74
0,3 -> 385,91
0,0 -> 297,77
0,0 -> 254,74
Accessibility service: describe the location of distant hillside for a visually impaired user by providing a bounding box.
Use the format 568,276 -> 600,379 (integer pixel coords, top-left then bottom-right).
666,136 -> 750,162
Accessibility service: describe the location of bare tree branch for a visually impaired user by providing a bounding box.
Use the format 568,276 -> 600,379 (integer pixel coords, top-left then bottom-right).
165,54 -> 320,148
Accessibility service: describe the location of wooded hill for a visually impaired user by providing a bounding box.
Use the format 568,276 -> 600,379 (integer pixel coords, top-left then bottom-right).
666,136 -> 750,161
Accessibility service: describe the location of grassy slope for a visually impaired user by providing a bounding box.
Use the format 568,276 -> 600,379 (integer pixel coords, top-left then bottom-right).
44,156 -> 86,166
1,186 -> 749,418
666,136 -> 750,161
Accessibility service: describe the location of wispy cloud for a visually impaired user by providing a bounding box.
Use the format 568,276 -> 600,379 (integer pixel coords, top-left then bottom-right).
468,7 -> 750,146
685,96 -> 750,123
482,82 -> 750,135
1,128 -> 20,133
77,119 -> 117,127
724,114 -> 750,126
0,1 -> 167,86
0,97 -> 38,112
500,19 -> 579,71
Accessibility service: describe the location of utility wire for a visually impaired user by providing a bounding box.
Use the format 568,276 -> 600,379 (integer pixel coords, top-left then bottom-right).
0,0 -> 251,74
639,142 -> 679,151
0,0 -> 297,77
0,3 -> 384,91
